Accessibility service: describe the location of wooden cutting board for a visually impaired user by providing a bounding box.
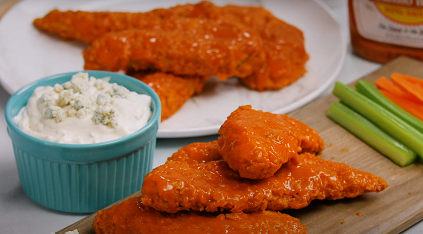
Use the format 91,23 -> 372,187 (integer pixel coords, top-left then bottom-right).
57,56 -> 423,234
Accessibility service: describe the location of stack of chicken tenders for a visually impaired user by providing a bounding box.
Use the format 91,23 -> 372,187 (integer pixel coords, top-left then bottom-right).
94,106 -> 388,234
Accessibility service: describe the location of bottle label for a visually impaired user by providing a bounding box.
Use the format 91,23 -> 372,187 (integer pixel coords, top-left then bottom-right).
353,0 -> 423,48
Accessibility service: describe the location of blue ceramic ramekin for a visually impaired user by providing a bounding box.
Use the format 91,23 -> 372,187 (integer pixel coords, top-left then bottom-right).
5,71 -> 161,213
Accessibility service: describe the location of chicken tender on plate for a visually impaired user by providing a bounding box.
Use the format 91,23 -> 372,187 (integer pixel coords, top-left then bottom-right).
83,27 -> 266,80
93,196 -> 307,234
33,9 -> 161,44
141,152 -> 388,213
129,72 -> 206,121
209,2 -> 309,90
218,105 -> 325,179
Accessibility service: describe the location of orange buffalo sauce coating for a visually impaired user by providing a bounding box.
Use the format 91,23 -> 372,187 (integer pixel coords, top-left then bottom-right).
349,0 -> 423,63
83,26 -> 265,80
93,197 -> 307,234
141,153 -> 388,214
218,105 -> 324,179
129,72 -> 206,121
167,141 -> 222,164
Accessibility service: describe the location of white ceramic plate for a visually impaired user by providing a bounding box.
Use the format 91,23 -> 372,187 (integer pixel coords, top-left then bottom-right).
0,0 -> 345,138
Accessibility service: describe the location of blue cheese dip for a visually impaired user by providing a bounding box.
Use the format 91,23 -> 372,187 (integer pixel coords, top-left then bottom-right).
14,72 -> 152,144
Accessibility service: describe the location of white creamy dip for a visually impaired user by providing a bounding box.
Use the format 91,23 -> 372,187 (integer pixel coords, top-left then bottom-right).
14,72 -> 152,144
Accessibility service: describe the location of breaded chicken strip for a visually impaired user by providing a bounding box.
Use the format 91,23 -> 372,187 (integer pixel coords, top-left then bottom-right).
167,141 -> 221,164
162,1 -> 309,91
208,3 -> 309,90
218,106 -> 324,179
93,196 -> 307,234
141,153 -> 388,213
32,2 -> 232,45
129,72 -> 206,121
33,9 -> 161,44
83,27 -> 265,80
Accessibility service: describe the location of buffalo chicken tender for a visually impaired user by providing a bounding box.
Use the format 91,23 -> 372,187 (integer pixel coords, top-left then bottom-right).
167,141 -> 222,164
161,1 -> 309,91
93,197 -> 307,234
32,2 -> 250,45
129,72 -> 206,121
209,2 -> 309,90
141,153 -> 388,214
150,1 -> 309,91
218,105 -> 325,179
33,10 -> 162,44
83,24 -> 266,80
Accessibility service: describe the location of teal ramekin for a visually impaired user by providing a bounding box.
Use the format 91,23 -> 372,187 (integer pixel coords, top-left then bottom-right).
5,71 -> 161,213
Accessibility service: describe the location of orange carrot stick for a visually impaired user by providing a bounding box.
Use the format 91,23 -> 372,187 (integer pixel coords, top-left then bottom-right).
391,74 -> 423,104
375,76 -> 405,96
380,89 -> 423,121
375,76 -> 422,103
391,72 -> 423,87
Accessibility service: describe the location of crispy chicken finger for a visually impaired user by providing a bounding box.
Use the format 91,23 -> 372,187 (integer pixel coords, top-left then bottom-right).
32,1 -> 224,45
33,10 -> 162,44
129,72 -> 206,121
93,197 -> 307,234
218,105 -> 325,179
141,153 -> 388,213
83,27 -> 265,80
167,141 -> 221,164
155,1 -> 309,91
214,3 -> 309,90
165,1 -> 309,90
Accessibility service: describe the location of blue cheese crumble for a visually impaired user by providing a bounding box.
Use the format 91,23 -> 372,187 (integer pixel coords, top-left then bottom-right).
14,72 -> 152,144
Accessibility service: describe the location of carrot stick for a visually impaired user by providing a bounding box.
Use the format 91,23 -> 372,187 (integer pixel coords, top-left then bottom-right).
375,76 -> 422,103
391,74 -> 423,104
391,72 -> 423,87
380,89 -> 423,121
375,76 -> 406,96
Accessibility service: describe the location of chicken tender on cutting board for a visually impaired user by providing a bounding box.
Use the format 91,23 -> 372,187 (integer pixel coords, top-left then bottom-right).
167,141 -> 222,164
218,105 -> 325,179
141,152 -> 388,213
93,196 -> 307,234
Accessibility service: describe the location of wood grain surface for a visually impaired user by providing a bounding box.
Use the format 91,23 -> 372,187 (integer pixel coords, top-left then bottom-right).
56,56 -> 423,234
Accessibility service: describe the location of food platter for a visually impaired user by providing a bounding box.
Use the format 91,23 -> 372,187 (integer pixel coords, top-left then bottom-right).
0,0 -> 346,138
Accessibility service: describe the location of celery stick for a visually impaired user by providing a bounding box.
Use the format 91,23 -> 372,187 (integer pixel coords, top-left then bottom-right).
355,79 -> 423,134
327,102 -> 416,167
332,81 -> 423,161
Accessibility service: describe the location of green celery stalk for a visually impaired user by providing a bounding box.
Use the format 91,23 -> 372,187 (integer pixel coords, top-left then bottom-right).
355,79 -> 423,134
327,102 -> 416,167
332,81 -> 423,161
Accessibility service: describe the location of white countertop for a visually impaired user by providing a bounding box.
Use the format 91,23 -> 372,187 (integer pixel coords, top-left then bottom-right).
0,0 -> 422,233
